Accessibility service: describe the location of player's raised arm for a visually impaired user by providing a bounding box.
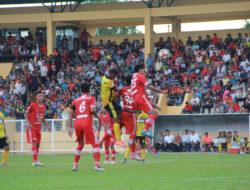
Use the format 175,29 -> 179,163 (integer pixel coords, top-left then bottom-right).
146,83 -> 167,94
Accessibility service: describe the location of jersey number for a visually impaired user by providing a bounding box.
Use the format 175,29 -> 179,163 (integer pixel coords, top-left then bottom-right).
125,95 -> 133,105
131,78 -> 137,89
79,101 -> 86,113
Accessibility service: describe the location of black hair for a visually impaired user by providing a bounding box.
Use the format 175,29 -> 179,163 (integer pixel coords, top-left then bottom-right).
35,91 -> 44,97
126,75 -> 132,86
81,83 -> 90,93
134,64 -> 144,73
109,68 -> 118,75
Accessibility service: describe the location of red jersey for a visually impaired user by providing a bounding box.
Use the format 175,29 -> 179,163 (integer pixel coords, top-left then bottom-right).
72,94 -> 96,122
131,73 -> 150,97
99,113 -> 113,131
119,87 -> 134,111
27,102 -> 46,126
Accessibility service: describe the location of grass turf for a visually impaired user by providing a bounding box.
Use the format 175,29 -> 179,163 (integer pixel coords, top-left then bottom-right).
0,153 -> 250,190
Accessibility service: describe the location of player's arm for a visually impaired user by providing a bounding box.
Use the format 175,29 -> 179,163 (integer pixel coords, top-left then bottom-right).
90,107 -> 99,120
43,117 -> 51,132
68,106 -> 75,138
97,118 -> 102,140
24,108 -> 32,130
151,101 -> 161,111
146,83 -> 167,94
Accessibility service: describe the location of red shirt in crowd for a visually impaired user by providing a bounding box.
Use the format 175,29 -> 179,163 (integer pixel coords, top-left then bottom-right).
212,36 -> 219,45
184,104 -> 192,112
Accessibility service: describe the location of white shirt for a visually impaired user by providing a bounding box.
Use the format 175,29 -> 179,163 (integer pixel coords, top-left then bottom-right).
182,134 -> 190,143
240,60 -> 249,69
40,65 -> 48,77
164,135 -> 174,143
190,133 -> 200,143
190,97 -> 200,105
223,54 -> 231,62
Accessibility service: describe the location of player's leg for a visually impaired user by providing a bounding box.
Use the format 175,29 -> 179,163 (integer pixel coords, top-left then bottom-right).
146,136 -> 159,159
140,137 -> 147,164
73,141 -> 85,171
128,114 -> 140,160
85,126 -> 104,171
110,135 -> 116,164
1,138 -> 9,166
72,124 -> 84,171
104,138 -> 110,164
99,128 -> 113,148
140,95 -> 158,138
35,131 -> 43,165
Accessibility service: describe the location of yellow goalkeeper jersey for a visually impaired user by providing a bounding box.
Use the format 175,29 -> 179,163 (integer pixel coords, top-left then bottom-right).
0,112 -> 5,138
136,112 -> 148,137
101,75 -> 117,107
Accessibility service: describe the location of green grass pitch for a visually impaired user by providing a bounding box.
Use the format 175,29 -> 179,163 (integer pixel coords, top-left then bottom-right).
1,153 -> 250,190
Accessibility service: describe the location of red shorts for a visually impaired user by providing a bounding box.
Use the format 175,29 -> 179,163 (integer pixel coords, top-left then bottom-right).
104,132 -> 115,146
26,126 -> 41,145
133,94 -> 153,113
120,111 -> 137,134
74,119 -> 98,145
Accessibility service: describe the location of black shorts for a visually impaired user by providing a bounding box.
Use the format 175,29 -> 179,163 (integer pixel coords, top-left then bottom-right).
0,137 -> 8,149
136,136 -> 146,146
104,100 -> 122,119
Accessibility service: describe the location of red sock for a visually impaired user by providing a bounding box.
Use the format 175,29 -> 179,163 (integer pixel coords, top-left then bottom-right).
137,147 -> 141,158
32,145 -> 38,163
146,137 -> 157,154
105,146 -> 109,161
111,148 -> 115,161
144,114 -> 158,131
93,144 -> 101,168
74,144 -> 84,167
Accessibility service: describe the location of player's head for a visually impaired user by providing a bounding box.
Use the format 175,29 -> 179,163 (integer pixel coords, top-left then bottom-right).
100,107 -> 107,114
81,83 -> 90,93
125,75 -> 132,86
134,64 -> 145,75
109,68 -> 118,80
36,92 -> 44,103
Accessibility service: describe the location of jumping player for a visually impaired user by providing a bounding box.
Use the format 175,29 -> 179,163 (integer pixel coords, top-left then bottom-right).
119,75 -> 138,160
131,65 -> 167,138
0,111 -> 9,166
68,83 -> 104,171
98,107 -> 116,164
101,68 -> 126,148
25,92 -> 51,166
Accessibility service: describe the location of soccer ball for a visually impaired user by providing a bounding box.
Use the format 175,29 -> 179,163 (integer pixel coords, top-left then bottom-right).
158,49 -> 170,59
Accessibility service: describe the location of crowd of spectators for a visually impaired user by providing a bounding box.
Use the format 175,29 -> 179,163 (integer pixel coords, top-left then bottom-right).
0,29 -> 249,119
154,129 -> 250,153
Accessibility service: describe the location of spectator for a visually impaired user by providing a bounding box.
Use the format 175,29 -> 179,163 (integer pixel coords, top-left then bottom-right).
230,101 -> 240,113
192,101 -> 200,114
241,138 -> 250,153
80,28 -> 91,51
146,53 -> 154,72
173,132 -> 183,152
16,102 -> 25,119
202,132 -> 214,151
190,130 -> 200,152
164,130 -> 174,152
231,131 -> 240,143
202,93 -> 213,114
182,129 -> 191,152
214,100 -> 229,113
182,101 -> 192,114
155,132 -> 165,152
241,98 -> 250,113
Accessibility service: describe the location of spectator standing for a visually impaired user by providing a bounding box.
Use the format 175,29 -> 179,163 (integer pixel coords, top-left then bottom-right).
16,102 -> 25,119
80,28 -> 91,51
73,28 -> 80,52
146,53 -> 154,72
